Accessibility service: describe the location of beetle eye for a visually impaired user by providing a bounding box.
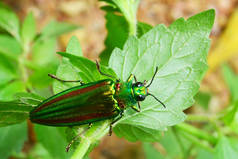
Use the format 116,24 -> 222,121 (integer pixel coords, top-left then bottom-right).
136,95 -> 145,101
135,82 -> 143,87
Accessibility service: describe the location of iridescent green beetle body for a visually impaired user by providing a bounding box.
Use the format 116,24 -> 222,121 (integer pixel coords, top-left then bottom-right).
30,62 -> 165,151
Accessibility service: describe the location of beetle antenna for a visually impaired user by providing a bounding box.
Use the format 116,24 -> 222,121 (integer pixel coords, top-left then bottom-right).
146,66 -> 158,88
147,93 -> 166,108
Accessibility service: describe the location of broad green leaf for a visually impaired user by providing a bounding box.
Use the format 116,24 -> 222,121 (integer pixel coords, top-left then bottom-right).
0,100 -> 33,126
35,126 -> 72,159
214,137 -> 238,159
0,4 -> 20,41
53,36 -> 83,93
0,35 -> 22,58
39,20 -> 79,41
99,12 -> 128,65
0,53 -> 19,85
0,81 -> 25,101
0,123 -> 27,159
109,9 -> 214,141
21,12 -> 36,46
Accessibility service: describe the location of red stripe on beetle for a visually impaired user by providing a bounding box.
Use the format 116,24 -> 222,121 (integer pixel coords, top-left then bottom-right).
33,81 -> 109,113
32,112 -> 114,124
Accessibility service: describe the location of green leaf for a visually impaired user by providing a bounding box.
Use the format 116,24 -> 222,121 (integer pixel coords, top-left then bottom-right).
0,100 -> 33,126
99,12 -> 128,65
0,53 -> 19,85
0,123 -> 27,159
29,63 -> 58,88
14,92 -> 44,106
0,4 -> 20,41
137,22 -> 152,38
35,126 -> 72,159
214,137 -> 238,159
0,35 -> 22,58
194,91 -> 211,109
53,36 -> 83,93
109,9 -> 214,141
21,12 -> 36,46
58,52 -> 117,83
0,81 -> 25,101
66,36 -> 83,56
103,0 -> 140,35
196,148 -> 214,159
39,20 -> 79,41
222,64 -> 238,102
32,38 -> 57,67
99,12 -> 153,65
143,143 -> 164,159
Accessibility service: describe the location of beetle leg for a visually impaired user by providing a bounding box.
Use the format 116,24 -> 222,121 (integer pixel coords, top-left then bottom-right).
131,102 -> 141,112
109,111 -> 124,136
65,124 -> 92,152
48,74 -> 84,85
95,60 -> 118,80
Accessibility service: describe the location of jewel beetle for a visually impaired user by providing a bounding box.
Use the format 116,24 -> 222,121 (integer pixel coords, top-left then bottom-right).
30,61 -> 166,151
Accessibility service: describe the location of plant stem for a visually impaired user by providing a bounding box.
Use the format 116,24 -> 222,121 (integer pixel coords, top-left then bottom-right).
128,19 -> 137,36
179,131 -> 214,153
171,127 -> 186,158
71,120 -> 111,159
175,123 -> 217,145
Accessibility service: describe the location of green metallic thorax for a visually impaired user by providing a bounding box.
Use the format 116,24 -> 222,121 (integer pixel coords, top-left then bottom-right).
114,80 -> 137,109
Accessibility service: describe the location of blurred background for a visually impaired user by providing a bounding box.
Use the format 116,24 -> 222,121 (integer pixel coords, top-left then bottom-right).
1,0 -> 238,158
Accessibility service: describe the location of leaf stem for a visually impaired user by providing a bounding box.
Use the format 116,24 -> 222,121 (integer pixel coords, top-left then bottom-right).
71,120 -> 111,159
175,123 -> 217,145
179,131 -> 214,153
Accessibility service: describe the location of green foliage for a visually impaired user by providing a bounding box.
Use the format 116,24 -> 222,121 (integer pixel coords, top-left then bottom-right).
109,9 -> 214,141
0,123 -> 27,159
0,1 -> 218,159
215,137 -> 238,159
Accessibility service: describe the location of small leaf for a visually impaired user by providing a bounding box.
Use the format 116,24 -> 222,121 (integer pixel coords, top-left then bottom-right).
137,22 -> 153,38
58,52 -> 117,83
99,12 -> 153,65
14,92 -> 44,106
99,12 -> 128,65
109,9 -> 214,141
29,63 -> 58,88
53,36 -> 83,93
0,81 -> 25,101
0,35 -> 22,58
0,100 -> 34,127
0,4 -> 20,41
214,137 -> 238,159
0,123 -> 27,159
34,126 -> 72,159
21,12 -> 36,46
0,53 -> 19,85
32,38 -> 57,67
222,64 -> 238,102
39,20 -> 79,41
66,36 -> 83,56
